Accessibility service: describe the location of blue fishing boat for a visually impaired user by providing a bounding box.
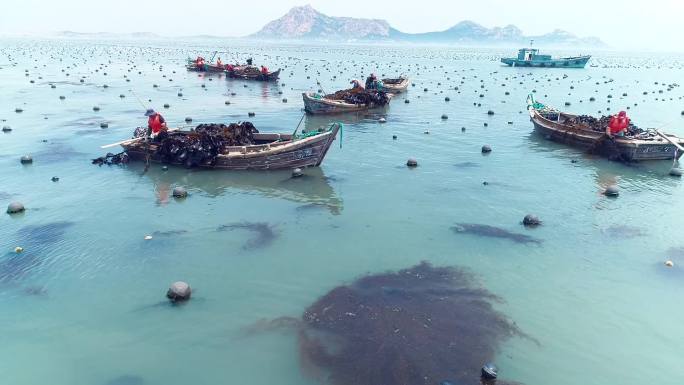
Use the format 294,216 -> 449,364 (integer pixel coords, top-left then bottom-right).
501,46 -> 590,68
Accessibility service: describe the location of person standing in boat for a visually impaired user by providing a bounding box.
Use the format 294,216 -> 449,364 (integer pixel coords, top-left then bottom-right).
216,57 -> 223,68
606,111 -> 630,138
260,65 -> 269,75
365,73 -> 378,90
145,109 -> 168,141
350,79 -> 365,92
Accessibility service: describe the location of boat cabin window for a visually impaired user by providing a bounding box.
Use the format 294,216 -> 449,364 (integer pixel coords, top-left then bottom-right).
524,51 -> 533,61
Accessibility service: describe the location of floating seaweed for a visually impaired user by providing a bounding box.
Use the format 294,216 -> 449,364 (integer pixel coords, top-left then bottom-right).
0,252 -> 41,284
216,222 -> 278,250
601,225 -> 646,239
452,223 -> 542,244
248,262 -> 526,385
104,375 -> 145,385
16,221 -> 74,247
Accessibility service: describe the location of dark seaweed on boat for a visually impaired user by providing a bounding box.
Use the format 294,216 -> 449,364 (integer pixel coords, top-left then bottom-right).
156,122 -> 259,168
326,89 -> 390,106
565,115 -> 652,137
297,262 -> 525,385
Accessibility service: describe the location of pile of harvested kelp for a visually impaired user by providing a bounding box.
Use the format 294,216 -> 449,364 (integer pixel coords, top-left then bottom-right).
569,115 -> 654,137
156,122 -> 259,167
92,151 -> 129,166
234,66 -> 262,75
326,89 -> 390,106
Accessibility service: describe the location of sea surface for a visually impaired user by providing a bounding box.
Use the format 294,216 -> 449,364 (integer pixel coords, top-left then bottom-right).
1,39 -> 683,385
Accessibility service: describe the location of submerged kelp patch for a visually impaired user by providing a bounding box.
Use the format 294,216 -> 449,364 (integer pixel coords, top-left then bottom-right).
217,222 -> 278,250
1,222 -> 74,284
248,262 -> 526,385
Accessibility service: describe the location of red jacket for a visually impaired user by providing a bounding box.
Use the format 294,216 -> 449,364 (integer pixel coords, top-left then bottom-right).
148,113 -> 165,134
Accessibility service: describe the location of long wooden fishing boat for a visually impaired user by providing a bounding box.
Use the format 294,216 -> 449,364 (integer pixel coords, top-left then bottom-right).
186,63 -> 225,73
303,92 -> 393,115
381,77 -> 409,93
115,123 -> 341,170
227,67 -> 281,81
527,95 -> 684,161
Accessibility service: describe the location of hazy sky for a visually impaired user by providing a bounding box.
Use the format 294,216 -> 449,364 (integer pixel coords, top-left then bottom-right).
1,0 -> 682,50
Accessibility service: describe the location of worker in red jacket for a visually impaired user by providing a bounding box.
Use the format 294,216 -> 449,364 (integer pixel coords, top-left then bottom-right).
606,111 -> 630,138
260,65 -> 269,75
145,108 -> 167,140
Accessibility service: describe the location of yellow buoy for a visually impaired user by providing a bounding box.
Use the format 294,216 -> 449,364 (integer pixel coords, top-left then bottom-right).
14,246 -> 23,253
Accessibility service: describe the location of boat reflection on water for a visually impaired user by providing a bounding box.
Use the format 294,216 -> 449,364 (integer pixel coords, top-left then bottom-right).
526,132 -> 681,194
126,163 -> 343,214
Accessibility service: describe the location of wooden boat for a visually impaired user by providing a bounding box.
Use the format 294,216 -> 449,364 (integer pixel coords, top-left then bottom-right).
381,77 -> 409,93
118,123 -> 341,170
302,91 -> 393,115
227,67 -> 281,81
186,62 -> 225,73
527,95 -> 684,161
501,47 -> 590,68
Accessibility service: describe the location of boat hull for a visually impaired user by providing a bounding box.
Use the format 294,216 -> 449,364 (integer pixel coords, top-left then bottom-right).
381,77 -> 409,93
227,69 -> 280,81
529,109 -> 683,161
302,92 -> 392,115
501,55 -> 591,68
121,124 -> 340,170
186,64 -> 225,73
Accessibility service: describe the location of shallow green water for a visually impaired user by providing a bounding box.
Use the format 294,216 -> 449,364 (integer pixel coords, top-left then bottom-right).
1,39 -> 683,385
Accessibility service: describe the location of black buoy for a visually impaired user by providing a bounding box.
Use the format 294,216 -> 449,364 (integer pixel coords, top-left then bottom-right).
20,155 -> 33,164
669,168 -> 682,177
185,117 -> 192,123
392,135 -> 397,140
481,145 -> 492,153
523,214 -> 542,227
292,168 -> 304,178
166,281 -> 191,302
487,110 -> 495,115
51,176 -> 59,182
604,185 -> 619,197
7,202 -> 25,214
481,362 -> 498,380
406,158 -> 418,167
172,187 -> 188,198
163,103 -> 170,109
2,126 -> 11,132
59,95 -> 65,100
93,106 -> 100,111
441,114 -> 448,120
248,112 -> 255,117
404,99 -> 410,104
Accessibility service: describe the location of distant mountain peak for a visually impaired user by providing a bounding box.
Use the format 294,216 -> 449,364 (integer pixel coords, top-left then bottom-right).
253,5 -> 394,40
250,5 -> 605,47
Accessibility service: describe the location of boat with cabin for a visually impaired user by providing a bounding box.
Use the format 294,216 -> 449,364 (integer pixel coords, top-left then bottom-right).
502,46 -> 590,68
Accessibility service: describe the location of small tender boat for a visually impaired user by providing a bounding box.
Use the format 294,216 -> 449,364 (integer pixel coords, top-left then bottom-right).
186,61 -> 225,73
381,77 -> 409,93
502,47 -> 590,68
527,95 -> 684,161
303,91 -> 393,115
118,123 -> 341,170
227,67 -> 281,81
